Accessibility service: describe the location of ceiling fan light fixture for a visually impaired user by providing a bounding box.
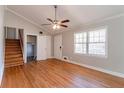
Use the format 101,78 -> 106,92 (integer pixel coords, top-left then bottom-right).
53,24 -> 60,30
53,24 -> 57,29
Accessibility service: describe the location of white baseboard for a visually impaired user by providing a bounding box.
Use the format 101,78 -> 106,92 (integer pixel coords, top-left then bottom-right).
70,60 -> 124,78
55,57 -> 124,78
47,56 -> 55,59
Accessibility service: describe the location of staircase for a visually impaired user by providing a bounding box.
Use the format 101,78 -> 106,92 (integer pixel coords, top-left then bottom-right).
5,39 -> 24,68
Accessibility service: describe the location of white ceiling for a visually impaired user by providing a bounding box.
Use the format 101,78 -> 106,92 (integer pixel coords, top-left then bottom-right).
7,5 -> 124,34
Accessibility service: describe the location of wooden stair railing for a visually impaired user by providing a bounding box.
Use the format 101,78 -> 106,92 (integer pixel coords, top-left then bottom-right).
19,29 -> 24,59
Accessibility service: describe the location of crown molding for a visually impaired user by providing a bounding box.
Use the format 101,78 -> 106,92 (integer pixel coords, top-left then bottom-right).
5,7 -> 48,32
86,12 -> 124,26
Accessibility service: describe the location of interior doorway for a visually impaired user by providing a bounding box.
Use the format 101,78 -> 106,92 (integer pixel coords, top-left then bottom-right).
27,35 -> 37,62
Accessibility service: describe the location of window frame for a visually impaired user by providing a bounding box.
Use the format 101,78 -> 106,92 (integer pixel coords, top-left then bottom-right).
73,26 -> 108,58
74,32 -> 87,54
88,27 -> 108,58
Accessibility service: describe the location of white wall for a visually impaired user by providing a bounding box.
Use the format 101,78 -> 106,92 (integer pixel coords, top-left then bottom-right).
0,6 -> 5,85
27,35 -> 36,43
5,10 -> 51,63
62,15 -> 124,75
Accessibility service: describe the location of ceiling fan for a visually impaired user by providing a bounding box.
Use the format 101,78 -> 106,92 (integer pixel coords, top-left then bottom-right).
42,5 -> 70,30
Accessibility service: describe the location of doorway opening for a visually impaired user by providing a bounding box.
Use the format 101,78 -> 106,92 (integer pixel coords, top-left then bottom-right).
27,35 -> 37,62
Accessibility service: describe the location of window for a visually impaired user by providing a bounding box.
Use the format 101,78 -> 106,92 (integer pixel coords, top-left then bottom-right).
88,29 -> 106,56
74,27 -> 107,57
74,32 -> 87,54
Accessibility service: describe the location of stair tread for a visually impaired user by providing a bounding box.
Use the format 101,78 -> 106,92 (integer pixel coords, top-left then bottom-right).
5,55 -> 22,59
6,63 -> 23,65
5,58 -> 23,61
5,63 -> 23,65
6,48 -> 21,50
6,43 -> 20,44
5,51 -> 21,53
5,61 -> 23,64
6,51 -> 22,53
5,62 -> 23,66
6,45 -> 20,47
5,53 -> 22,56
5,62 -> 24,68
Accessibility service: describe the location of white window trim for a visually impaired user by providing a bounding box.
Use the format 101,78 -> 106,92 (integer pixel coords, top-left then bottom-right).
74,32 -> 87,54
73,26 -> 108,58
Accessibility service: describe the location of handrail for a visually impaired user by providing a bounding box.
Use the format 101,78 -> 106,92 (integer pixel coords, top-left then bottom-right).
19,29 -> 23,55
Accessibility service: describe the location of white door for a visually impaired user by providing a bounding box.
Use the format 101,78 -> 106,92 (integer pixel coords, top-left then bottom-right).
46,36 -> 51,58
37,36 -> 47,60
54,34 -> 62,59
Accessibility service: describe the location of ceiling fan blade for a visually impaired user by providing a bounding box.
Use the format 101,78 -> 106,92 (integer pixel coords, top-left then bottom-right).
47,18 -> 53,23
41,24 -> 52,26
61,20 -> 70,23
60,24 -> 68,28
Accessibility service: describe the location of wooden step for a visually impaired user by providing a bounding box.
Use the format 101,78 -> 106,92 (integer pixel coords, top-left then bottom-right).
6,47 -> 20,49
5,47 -> 21,50
5,50 -> 21,53
6,48 -> 21,51
6,42 -> 19,44
6,43 -> 20,46
6,40 -> 20,42
5,61 -> 23,64
5,58 -> 23,63
6,41 -> 20,43
5,44 -> 20,47
5,54 -> 22,59
6,42 -> 20,44
5,43 -> 20,46
5,62 -> 24,68
6,39 -> 20,42
5,51 -> 22,55
5,46 -> 20,49
6,39 -> 19,41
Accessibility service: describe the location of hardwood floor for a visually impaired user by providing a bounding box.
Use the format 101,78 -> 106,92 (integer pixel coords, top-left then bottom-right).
1,59 -> 124,88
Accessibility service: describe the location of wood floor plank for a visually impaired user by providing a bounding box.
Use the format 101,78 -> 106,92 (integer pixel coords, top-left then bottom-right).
1,59 -> 124,88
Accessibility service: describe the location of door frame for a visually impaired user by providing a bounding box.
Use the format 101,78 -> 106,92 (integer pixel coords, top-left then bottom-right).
26,35 -> 37,62
24,33 -> 38,63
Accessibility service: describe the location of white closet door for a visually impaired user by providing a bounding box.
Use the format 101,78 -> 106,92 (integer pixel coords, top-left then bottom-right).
37,36 -> 47,60
54,34 -> 62,59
